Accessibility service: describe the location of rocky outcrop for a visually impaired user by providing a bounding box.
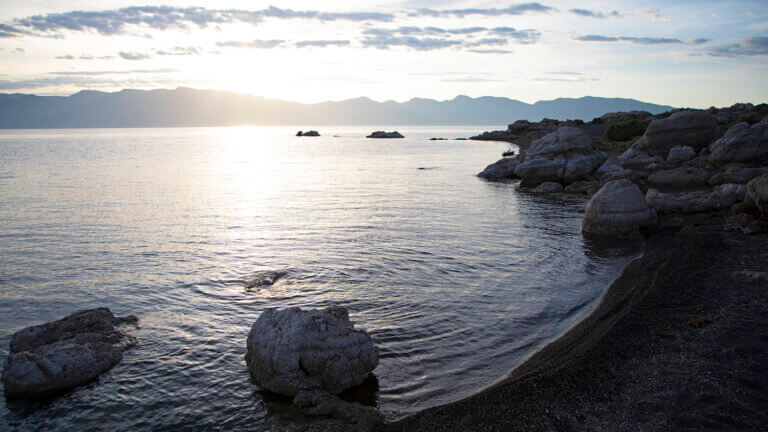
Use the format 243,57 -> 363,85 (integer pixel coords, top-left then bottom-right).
531,182 -> 563,194
294,390 -> 384,431
2,308 -> 138,398
296,130 -> 320,137
514,127 -> 606,186
667,146 -> 696,164
642,111 -> 716,157
647,166 -> 711,190
245,306 -> 378,396
646,184 -> 746,214
581,179 -> 657,237
243,270 -> 286,289
477,156 -> 520,180
708,121 -> 768,167
747,174 -> 768,215
470,118 -> 588,147
367,131 -> 404,139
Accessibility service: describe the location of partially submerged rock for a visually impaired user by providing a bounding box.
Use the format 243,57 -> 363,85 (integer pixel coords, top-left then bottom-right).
477,156 -> 520,180
642,110 -> 715,157
2,308 -> 138,398
244,270 -> 286,289
366,131 -> 404,139
294,390 -> 384,431
296,130 -> 320,137
514,127 -> 606,186
581,179 -> 657,237
245,306 -> 378,396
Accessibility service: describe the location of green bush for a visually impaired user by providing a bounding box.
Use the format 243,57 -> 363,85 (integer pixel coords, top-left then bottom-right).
604,119 -> 650,142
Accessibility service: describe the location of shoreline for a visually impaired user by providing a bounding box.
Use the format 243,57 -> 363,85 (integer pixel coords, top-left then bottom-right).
378,215 -> 768,431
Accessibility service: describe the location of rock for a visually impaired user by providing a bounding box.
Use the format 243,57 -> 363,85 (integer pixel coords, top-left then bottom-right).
708,167 -> 768,187
564,180 -> 601,196
726,214 -> 768,235
643,110 -> 716,157
646,183 -> 747,214
618,141 -> 664,169
294,390 -> 383,431
531,182 -> 563,194
599,111 -> 653,124
581,179 -> 657,237
244,270 -> 286,289
2,308 -> 138,398
366,131 -> 404,139
477,156 -> 520,180
514,127 -> 606,186
647,166 -> 711,190
709,121 -> 768,166
733,270 -> 768,284
747,174 -> 768,215
245,306 -> 378,396
429,137 -> 448,141
296,130 -> 320,137
667,146 -> 696,164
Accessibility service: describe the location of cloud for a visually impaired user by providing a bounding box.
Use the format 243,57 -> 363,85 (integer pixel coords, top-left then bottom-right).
547,71 -> 583,75
441,76 -> 504,82
216,39 -> 285,49
465,38 -> 508,47
412,3 -> 554,18
14,48 -> 25,53
467,49 -> 513,54
2,6 -> 395,38
363,26 -> 541,46
363,26 -> 487,37
155,46 -> 201,56
637,8 -> 671,21
531,77 -> 600,82
574,34 -> 682,44
55,54 -> 75,59
119,51 -> 150,60
48,68 -> 177,76
489,27 -> 541,44
569,9 -> 622,19
707,36 -> 768,57
0,74 -> 175,90
295,40 -> 350,48
689,38 -> 710,45
361,35 -> 462,50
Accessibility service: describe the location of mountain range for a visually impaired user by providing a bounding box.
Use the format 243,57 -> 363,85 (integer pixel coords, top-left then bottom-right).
0,87 -> 675,128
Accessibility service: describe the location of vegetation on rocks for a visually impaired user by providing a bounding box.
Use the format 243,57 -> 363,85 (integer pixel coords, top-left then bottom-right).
604,119 -> 651,142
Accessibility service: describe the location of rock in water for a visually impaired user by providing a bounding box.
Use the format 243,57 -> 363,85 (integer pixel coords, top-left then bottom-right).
245,306 -> 378,396
642,110 -> 715,157
513,127 -> 605,186
2,308 -> 138,398
477,156 -> 520,180
581,179 -> 657,237
366,131 -> 404,139
294,390 -> 384,430
243,270 -> 286,289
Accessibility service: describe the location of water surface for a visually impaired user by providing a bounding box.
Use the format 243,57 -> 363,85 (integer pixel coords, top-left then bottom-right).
0,126 -> 640,430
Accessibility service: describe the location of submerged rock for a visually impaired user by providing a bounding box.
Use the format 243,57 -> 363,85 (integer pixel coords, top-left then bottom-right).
514,127 -> 605,186
642,110 -> 715,157
294,390 -> 383,431
366,131 -> 404,139
244,270 -> 286,289
581,179 -> 657,237
245,306 -> 378,396
2,308 -> 138,399
477,156 -> 520,180
296,130 -> 320,137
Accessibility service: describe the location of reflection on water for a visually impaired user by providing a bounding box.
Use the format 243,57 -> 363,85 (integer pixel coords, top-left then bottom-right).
0,126 -> 641,430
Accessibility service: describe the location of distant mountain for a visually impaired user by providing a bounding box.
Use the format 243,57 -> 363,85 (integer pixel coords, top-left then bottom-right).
0,88 -> 675,128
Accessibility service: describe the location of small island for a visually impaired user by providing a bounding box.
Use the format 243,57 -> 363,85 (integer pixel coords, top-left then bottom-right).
296,130 -> 320,137
367,131 -> 404,139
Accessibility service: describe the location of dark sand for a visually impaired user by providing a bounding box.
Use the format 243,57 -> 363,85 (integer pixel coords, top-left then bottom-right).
379,217 -> 768,431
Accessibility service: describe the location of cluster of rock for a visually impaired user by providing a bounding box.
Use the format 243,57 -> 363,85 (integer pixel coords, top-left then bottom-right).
296,130 -> 320,137
2,308 -> 139,398
471,118 -> 588,146
478,104 -> 768,237
367,131 -> 404,139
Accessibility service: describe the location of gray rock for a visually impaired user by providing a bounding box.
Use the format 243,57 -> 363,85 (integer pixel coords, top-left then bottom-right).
531,182 -> 564,194
564,180 -> 601,196
618,142 -> 664,169
244,270 -> 286,289
296,130 -> 320,137
643,110 -> 715,157
477,156 -> 520,180
647,166 -> 711,190
2,308 -> 138,398
366,131 -> 404,139
747,174 -> 768,215
514,127 -> 605,186
294,390 -> 383,431
667,145 -> 696,164
709,121 -> 768,166
646,183 -> 746,214
581,179 -> 657,237
708,167 -> 768,186
245,306 -> 378,396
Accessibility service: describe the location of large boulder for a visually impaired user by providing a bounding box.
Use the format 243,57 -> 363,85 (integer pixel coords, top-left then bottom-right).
646,183 -> 747,214
708,121 -> 768,166
245,306 -> 378,396
477,156 -> 520,180
647,166 -> 711,190
581,179 -> 657,237
642,110 -> 715,157
747,174 -> 768,215
514,127 -> 605,186
2,308 -> 138,398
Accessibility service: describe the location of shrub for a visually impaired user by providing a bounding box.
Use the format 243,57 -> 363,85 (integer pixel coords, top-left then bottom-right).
605,119 -> 650,142
591,117 -> 604,124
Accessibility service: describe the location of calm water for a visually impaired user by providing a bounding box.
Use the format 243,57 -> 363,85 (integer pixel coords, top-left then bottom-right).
0,126 -> 640,430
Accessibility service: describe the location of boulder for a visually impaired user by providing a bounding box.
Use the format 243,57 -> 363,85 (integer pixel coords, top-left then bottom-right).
245,306 -> 378,396
618,140 -> 664,169
2,308 -> 138,398
708,121 -> 768,166
294,390 -> 383,431
477,156 -> 520,180
642,110 -> 716,157
564,180 -> 601,196
667,145 -> 696,164
296,130 -> 320,137
708,167 -> 768,187
243,270 -> 286,289
366,131 -> 404,139
747,174 -> 768,215
647,166 -> 711,190
514,127 -> 606,186
581,179 -> 657,237
646,183 -> 747,214
531,182 -> 563,194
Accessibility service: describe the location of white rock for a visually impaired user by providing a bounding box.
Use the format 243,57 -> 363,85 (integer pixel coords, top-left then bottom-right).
643,110 -> 715,157
709,121 -> 768,166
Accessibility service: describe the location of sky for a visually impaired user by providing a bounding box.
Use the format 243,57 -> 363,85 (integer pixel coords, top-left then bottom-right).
0,0 -> 766,107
